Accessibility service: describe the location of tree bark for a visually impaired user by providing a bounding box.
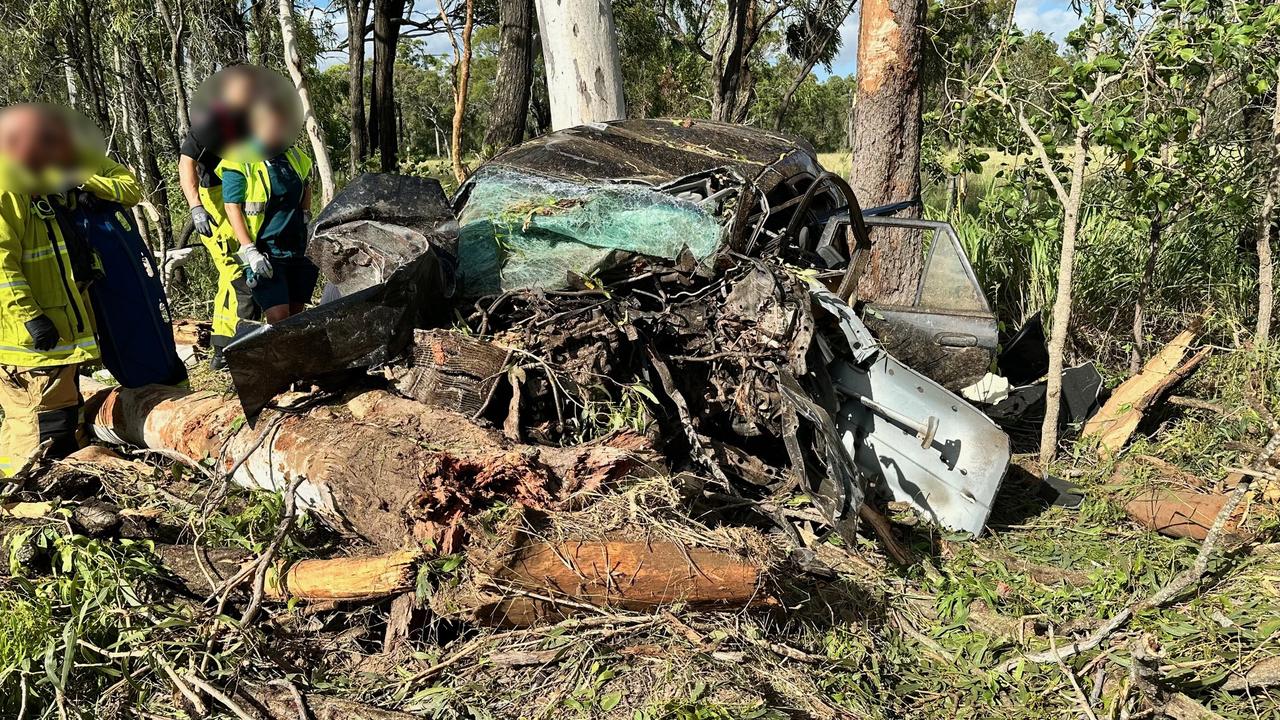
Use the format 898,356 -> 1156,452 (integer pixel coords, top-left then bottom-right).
369,0 -> 407,171
710,0 -> 756,123
1256,70 -> 1280,346
458,540 -> 770,626
484,0 -> 534,151
346,0 -> 371,173
87,386 -> 644,552
277,0 -> 337,204
849,0 -> 926,304
534,0 -> 626,130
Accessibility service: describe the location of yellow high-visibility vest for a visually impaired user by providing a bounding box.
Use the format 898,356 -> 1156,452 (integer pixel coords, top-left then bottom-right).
214,147 -> 312,243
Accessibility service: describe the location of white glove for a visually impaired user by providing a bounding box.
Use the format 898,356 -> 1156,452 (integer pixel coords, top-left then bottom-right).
238,245 -> 274,279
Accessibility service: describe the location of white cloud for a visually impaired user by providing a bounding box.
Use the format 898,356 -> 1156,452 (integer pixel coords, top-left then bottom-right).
1014,0 -> 1080,43
825,8 -> 860,78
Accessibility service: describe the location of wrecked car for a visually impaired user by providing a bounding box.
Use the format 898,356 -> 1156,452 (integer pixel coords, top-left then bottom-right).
221,118 -> 1010,538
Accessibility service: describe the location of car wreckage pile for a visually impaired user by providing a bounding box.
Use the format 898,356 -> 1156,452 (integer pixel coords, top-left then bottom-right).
96,121 -> 1013,566
6,120 -> 1269,718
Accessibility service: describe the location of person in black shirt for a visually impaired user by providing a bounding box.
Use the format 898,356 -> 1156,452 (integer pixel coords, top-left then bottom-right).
178,67 -> 259,369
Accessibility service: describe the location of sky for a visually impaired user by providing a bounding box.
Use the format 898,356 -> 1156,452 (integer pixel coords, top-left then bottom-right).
316,0 -> 1084,79
823,0 -> 1081,77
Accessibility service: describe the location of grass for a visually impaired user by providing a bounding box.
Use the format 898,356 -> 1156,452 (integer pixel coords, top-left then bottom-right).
0,353 -> 1274,718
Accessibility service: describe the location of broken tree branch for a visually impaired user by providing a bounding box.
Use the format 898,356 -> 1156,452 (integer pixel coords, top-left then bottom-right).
241,475 -> 306,626
998,430 -> 1280,672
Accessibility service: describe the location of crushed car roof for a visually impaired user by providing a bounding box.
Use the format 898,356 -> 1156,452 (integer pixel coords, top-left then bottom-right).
475,118 -> 824,190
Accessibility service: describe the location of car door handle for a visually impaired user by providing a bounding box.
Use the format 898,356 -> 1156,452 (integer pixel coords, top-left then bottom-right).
935,333 -> 978,348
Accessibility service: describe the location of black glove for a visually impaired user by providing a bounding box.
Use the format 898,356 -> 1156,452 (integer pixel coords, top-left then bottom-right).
25,315 -> 60,351
191,205 -> 214,238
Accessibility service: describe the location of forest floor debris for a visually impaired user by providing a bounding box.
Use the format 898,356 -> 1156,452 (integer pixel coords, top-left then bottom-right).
1,344 -> 1279,718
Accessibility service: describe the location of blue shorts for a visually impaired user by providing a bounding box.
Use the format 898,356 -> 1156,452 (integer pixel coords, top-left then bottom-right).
248,255 -> 320,309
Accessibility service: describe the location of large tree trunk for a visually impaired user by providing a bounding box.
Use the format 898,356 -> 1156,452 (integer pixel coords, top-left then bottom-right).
1256,71 -> 1280,346
346,0 -> 371,172
534,0 -> 625,130
277,0 -> 337,204
369,0 -> 407,171
849,0 -> 926,305
88,386 -> 643,552
483,0 -> 534,151
710,0 -> 755,123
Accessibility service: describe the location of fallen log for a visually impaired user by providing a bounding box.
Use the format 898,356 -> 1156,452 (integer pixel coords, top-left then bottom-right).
152,544 -> 420,602
86,385 -> 644,550
1123,488 -> 1241,541
264,549 -> 420,601
452,539 -> 773,626
1084,326 -> 1209,456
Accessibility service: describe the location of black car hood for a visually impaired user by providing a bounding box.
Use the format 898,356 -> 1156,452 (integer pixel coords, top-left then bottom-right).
469,118 -> 823,192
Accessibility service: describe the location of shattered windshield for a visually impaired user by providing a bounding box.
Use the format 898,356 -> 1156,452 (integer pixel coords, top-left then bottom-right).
456,168 -> 724,295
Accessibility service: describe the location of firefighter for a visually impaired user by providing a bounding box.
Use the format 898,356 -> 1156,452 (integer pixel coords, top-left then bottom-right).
0,104 -> 140,475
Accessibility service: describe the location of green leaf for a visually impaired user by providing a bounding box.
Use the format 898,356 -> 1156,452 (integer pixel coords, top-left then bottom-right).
600,691 -> 623,711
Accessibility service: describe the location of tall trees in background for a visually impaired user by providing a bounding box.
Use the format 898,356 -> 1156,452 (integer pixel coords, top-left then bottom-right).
484,0 -> 535,151
658,0 -> 855,124
534,0 -> 626,129
771,0 -> 855,129
440,0 -> 477,182
370,0 -> 407,170
277,0 -> 336,203
346,0 -> 371,172
849,0 -> 926,304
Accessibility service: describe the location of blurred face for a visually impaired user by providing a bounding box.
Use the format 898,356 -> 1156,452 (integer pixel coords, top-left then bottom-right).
0,104 -> 73,174
219,71 -> 256,110
249,101 -> 289,152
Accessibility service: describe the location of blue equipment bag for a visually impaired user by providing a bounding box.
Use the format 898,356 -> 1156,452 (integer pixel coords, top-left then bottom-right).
73,200 -> 188,387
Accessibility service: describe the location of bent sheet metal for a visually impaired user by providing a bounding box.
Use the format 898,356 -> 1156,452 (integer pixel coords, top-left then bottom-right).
812,286 -> 1010,535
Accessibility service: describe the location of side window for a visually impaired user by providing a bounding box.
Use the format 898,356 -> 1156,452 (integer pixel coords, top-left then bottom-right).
863,218 -> 990,315
917,226 -> 990,314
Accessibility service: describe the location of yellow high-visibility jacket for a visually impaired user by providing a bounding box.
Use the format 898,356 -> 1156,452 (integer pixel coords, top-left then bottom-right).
215,147 -> 312,243
0,156 -> 141,367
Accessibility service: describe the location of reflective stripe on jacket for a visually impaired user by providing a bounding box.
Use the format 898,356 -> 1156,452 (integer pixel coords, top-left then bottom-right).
214,148 -> 313,243
0,193 -> 98,367
0,156 -> 141,368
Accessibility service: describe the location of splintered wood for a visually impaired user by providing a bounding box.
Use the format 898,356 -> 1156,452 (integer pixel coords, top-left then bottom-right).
1123,489 -> 1234,541
264,550 -> 421,601
1084,326 -> 1209,456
